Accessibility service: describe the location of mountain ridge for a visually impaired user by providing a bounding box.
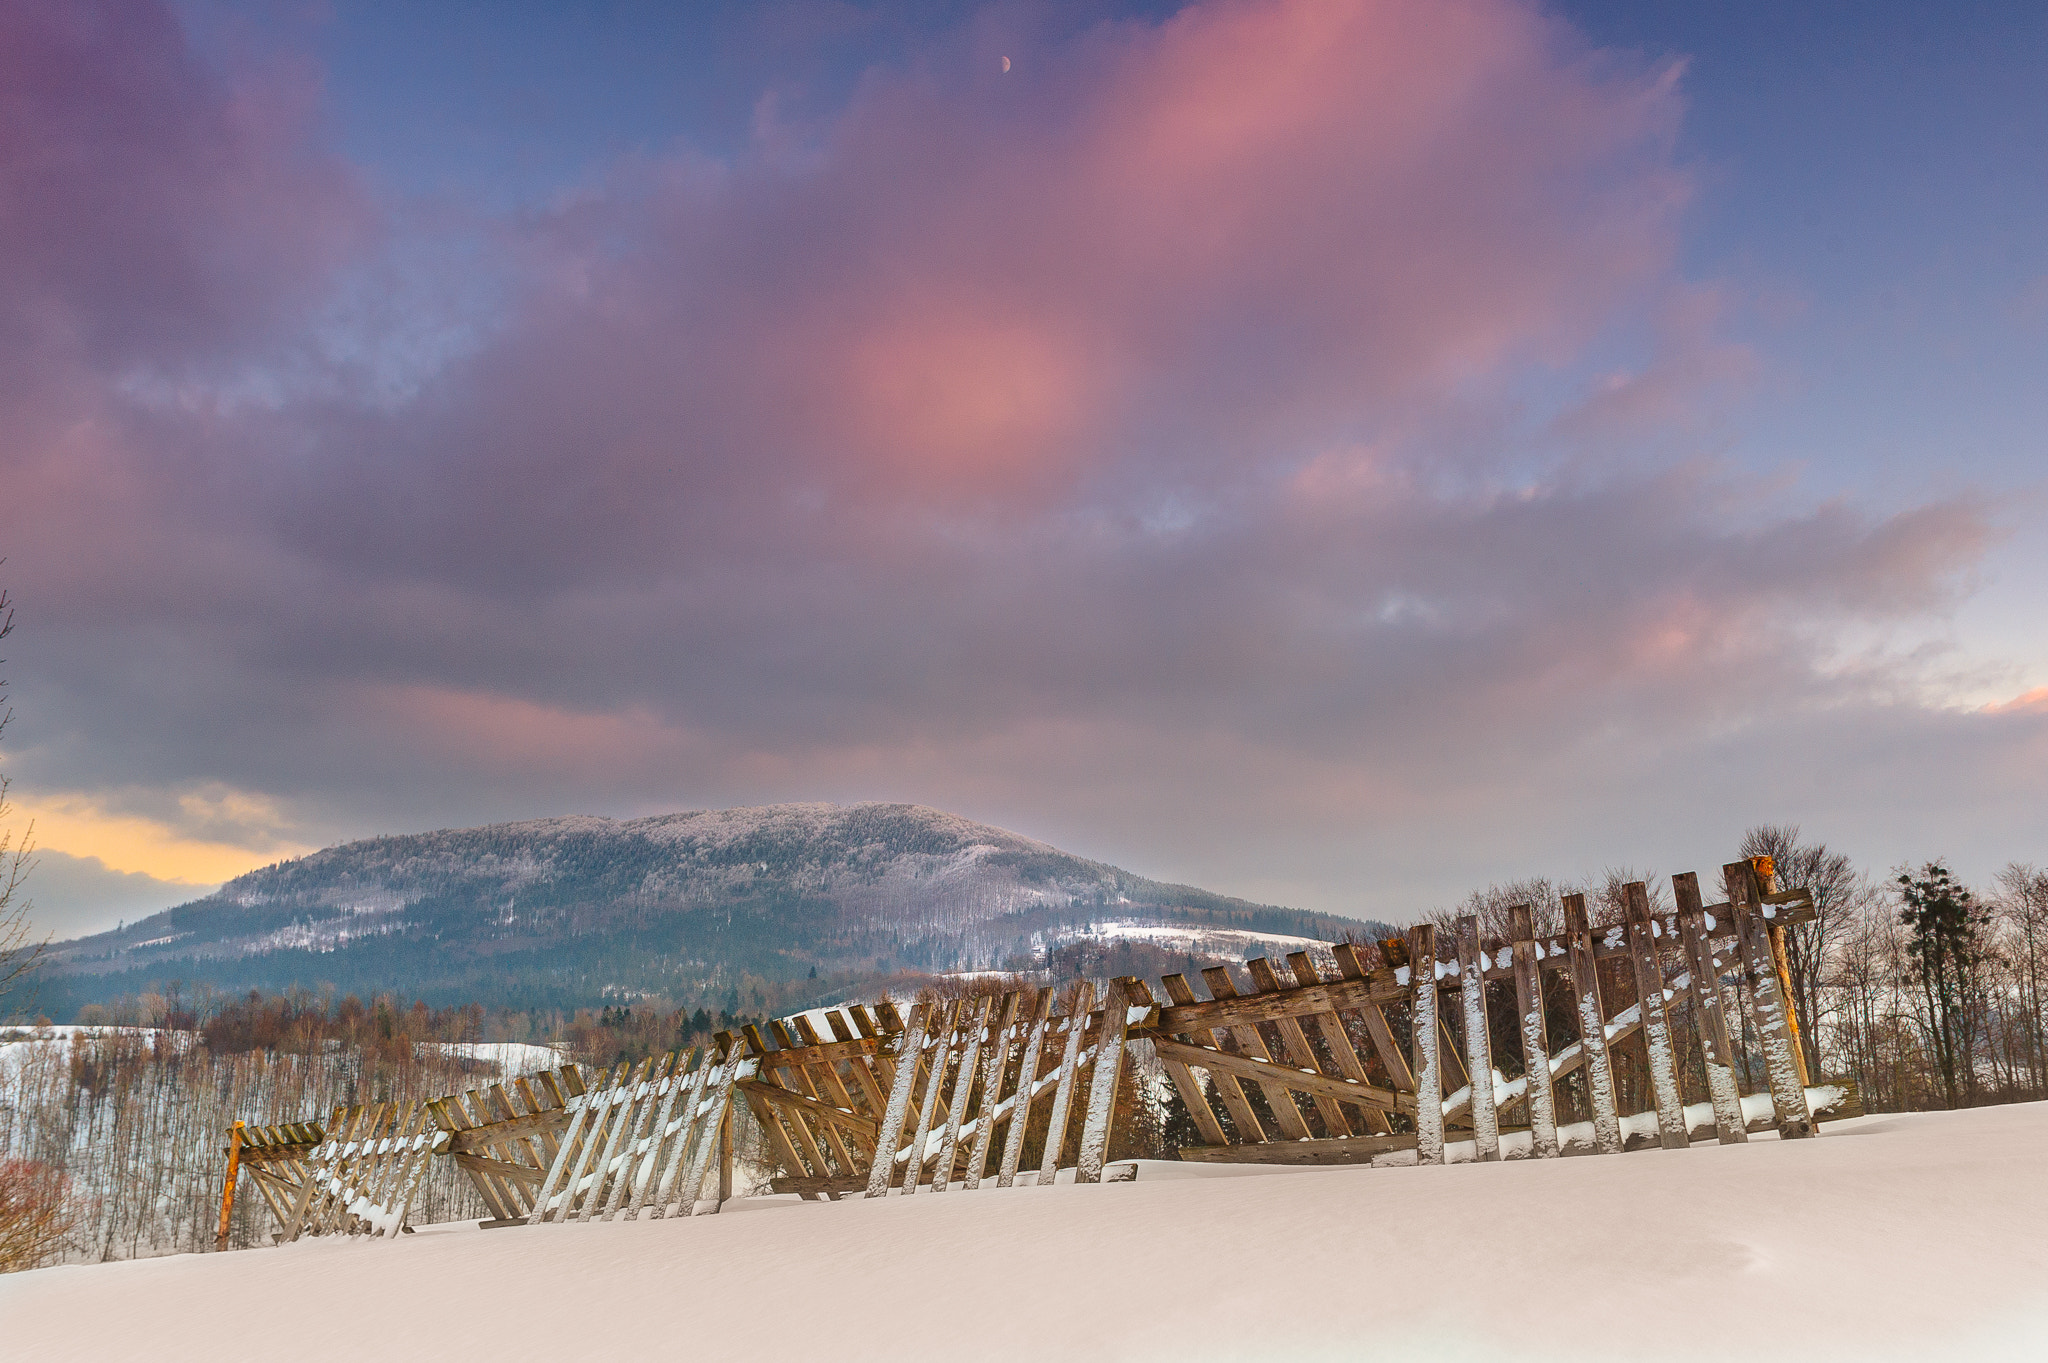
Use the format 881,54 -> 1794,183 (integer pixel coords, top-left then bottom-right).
32,802 -> 1386,1016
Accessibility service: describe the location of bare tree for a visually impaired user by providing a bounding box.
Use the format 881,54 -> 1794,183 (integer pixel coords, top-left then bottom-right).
1991,863 -> 2048,1099
0,584 -> 41,1019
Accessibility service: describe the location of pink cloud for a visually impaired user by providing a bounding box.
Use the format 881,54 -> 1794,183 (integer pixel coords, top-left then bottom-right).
0,0 -> 2031,913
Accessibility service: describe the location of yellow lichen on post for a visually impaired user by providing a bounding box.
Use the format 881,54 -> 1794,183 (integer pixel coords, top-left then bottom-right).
215,1120 -> 244,1250
1752,855 -> 1813,1088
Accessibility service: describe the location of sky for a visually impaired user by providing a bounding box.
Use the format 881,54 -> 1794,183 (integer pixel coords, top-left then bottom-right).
2,0 -> 2044,940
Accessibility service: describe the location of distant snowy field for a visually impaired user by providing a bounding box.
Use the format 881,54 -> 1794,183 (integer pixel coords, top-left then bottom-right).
6,1104 -> 2046,1362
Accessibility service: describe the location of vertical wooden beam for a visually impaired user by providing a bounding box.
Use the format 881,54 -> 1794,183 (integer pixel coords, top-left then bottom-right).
964,992 -> 1021,1189
1623,883 -> 1689,1150
931,995 -> 993,1192
645,1047 -> 715,1215
215,1120 -> 244,1250
676,1043 -> 744,1216
1508,907 -> 1560,1158
1563,894 -> 1623,1154
865,1000 -> 930,1198
902,1000 -> 960,1194
1408,924 -> 1444,1165
1038,981 -> 1095,1186
1752,856 -> 1814,1088
1674,874 -> 1747,1145
1454,916 -> 1501,1161
1075,978 -> 1135,1184
1726,862 -> 1814,1140
997,988 -> 1055,1187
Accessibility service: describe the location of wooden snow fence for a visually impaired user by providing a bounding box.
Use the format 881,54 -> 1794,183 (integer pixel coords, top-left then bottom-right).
523,1042 -> 743,1224
859,978 -> 1150,1196
218,1119 -> 325,1244
1131,859 -> 1855,1168
738,1002 -> 901,1199
430,1065 -> 587,1227
270,1099 -> 441,1241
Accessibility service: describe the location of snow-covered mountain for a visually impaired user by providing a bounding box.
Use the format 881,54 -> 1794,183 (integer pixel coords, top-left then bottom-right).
38,803 -> 1381,1012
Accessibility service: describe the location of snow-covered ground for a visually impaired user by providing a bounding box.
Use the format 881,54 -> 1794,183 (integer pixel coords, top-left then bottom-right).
6,1103 -> 2045,1361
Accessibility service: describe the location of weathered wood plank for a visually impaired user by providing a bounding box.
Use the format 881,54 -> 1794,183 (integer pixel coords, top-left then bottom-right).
1455,915 -> 1501,1162
1563,895 -> 1623,1155
1509,905 -> 1560,1159
1674,874 -> 1747,1145
1154,975 -> 1405,1036
1248,957 -> 1353,1137
1409,924 -> 1444,1166
1159,973 -> 1267,1143
864,1001 -> 930,1198
1623,882 -> 1690,1151
901,999 -> 960,1197
1038,982 -> 1094,1185
1727,862 -> 1814,1141
1332,943 -> 1416,1094
929,994 -> 993,1192
1075,978 -> 1135,1184
1149,1038 -> 1408,1115
1201,966 -> 1314,1142
963,992 -> 1021,1190
997,988 -> 1054,1187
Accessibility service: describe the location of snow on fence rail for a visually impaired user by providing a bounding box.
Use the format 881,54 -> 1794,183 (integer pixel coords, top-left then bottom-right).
217,856 -> 1860,1248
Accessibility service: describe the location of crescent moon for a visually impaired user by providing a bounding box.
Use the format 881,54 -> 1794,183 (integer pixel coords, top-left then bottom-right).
1001,56 -> 1011,73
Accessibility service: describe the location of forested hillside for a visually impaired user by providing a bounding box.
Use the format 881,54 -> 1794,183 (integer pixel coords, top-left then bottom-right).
31,804 -> 1379,1017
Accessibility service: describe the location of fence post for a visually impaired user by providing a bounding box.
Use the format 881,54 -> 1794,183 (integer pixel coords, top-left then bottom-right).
1408,924 -> 1444,1165
215,1120 -> 244,1250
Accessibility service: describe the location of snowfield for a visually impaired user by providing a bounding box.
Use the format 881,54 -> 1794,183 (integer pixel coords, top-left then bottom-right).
5,1103 -> 2046,1362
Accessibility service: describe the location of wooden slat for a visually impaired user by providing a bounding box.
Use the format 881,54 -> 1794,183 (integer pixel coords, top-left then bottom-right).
672,1045 -> 744,1217
1149,1038 -> 1409,1116
963,992 -> 1021,1190
1287,950 -> 1391,1134
1154,975 -> 1404,1036
767,1022 -> 860,1180
1624,882 -> 1690,1151
901,999 -> 960,1196
1509,905 -> 1560,1159
997,988 -> 1054,1188
1247,958 -> 1353,1137
930,994 -> 993,1191
1332,943 -> 1415,1093
1038,982 -> 1094,1185
1727,862 -> 1814,1140
1200,967 -> 1314,1142
453,1151 -> 544,1187
646,1049 -> 718,1215
1454,915 -> 1501,1161
1675,875 -> 1747,1145
738,1076 -> 881,1143
1563,894 -> 1623,1154
865,1001 -> 930,1198
753,1031 -> 888,1072
1160,973 -> 1267,1144
1409,925 -> 1444,1165
1075,978 -> 1135,1184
